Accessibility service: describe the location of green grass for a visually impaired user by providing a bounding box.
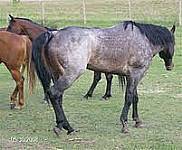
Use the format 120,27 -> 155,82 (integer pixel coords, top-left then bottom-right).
0,0 -> 182,149
0,56 -> 182,150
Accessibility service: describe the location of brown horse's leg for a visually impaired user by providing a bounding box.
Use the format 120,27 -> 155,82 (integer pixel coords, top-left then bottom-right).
9,68 -> 24,109
21,64 -> 26,74
17,76 -> 24,109
10,85 -> 19,109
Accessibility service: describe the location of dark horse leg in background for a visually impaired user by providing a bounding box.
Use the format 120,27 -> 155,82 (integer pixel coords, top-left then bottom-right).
103,73 -> 113,99
84,71 -> 113,100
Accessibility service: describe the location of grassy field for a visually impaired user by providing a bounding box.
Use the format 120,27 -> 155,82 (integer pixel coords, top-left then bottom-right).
0,0 -> 182,149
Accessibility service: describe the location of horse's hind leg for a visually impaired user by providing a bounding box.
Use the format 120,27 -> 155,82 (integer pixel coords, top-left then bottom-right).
9,68 -> 24,109
17,75 -> 24,109
9,64 -> 26,109
84,71 -> 101,99
48,71 -> 85,135
20,64 -> 26,74
10,85 -> 18,109
102,73 -> 113,100
48,88 -> 74,135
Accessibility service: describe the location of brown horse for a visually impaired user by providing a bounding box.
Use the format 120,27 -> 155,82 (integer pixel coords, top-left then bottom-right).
7,15 -> 56,104
0,31 -> 32,109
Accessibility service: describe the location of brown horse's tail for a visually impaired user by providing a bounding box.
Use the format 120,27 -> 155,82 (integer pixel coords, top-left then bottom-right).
24,36 -> 36,95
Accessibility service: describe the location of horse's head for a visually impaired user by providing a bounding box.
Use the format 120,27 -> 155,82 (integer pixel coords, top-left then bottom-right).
7,14 -> 25,35
159,25 -> 175,71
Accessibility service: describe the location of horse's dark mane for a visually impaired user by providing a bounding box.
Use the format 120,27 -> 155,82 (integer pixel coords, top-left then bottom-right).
45,26 -> 57,31
14,17 -> 57,31
123,21 -> 174,49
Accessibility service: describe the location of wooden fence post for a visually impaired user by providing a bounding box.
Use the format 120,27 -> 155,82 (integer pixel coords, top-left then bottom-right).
179,0 -> 182,26
40,0 -> 45,25
82,0 -> 86,24
128,0 -> 132,20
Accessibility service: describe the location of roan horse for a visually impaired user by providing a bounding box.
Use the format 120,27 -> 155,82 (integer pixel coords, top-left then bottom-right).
29,21 -> 175,135
0,31 -> 32,109
7,15 -> 114,101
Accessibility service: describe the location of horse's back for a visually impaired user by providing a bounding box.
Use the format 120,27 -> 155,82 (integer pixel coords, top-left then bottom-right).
0,31 -> 28,67
0,31 -> 26,44
49,26 -> 95,58
47,23 -> 153,75
87,23 -> 152,74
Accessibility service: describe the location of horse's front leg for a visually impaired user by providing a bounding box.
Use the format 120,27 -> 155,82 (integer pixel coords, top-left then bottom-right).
120,76 -> 134,133
132,88 -> 142,128
120,68 -> 146,133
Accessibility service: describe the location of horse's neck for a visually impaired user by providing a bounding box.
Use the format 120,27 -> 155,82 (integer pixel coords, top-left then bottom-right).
23,22 -> 47,40
152,45 -> 163,56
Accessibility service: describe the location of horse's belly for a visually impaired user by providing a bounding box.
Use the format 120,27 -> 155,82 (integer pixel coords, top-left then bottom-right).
87,58 -> 128,74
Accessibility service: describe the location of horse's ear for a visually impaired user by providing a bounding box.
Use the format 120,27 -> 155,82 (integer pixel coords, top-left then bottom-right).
9,14 -> 15,21
171,25 -> 176,34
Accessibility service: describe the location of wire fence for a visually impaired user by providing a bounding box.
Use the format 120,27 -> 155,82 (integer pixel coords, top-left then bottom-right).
0,0 -> 181,54
0,0 -> 181,28
0,0 -> 181,55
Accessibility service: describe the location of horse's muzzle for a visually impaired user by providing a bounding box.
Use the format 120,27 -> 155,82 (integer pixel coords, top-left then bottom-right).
165,63 -> 174,71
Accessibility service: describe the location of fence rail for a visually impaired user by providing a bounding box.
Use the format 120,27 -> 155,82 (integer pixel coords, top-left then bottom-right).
0,0 -> 181,28
0,0 -> 181,57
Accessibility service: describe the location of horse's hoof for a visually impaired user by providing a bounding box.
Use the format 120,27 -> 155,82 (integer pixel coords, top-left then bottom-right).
48,106 -> 53,110
83,94 -> 92,100
67,129 -> 79,135
121,127 -> 129,134
134,121 -> 144,128
14,105 -> 23,110
83,96 -> 89,100
10,103 -> 16,109
41,100 -> 49,104
82,96 -> 88,100
101,97 -> 109,100
53,127 -> 62,136
101,95 -> 112,100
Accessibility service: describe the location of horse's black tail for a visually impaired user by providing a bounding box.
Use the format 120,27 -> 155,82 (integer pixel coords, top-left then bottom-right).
30,31 -> 53,93
118,75 -> 126,91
